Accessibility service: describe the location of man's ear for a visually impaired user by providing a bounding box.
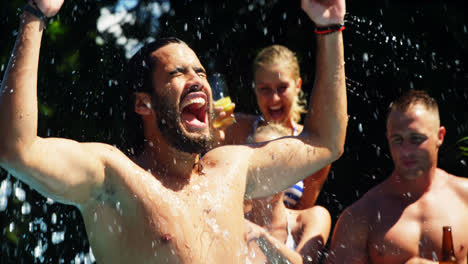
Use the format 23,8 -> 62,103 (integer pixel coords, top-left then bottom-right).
437,126 -> 446,147
134,92 -> 153,116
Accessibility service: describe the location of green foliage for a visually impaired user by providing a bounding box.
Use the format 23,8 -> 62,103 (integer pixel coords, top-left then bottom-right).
46,20 -> 67,41
457,136 -> 468,157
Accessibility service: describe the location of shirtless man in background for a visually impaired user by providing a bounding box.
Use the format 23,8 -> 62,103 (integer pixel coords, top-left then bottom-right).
325,90 -> 468,264
0,0 -> 346,263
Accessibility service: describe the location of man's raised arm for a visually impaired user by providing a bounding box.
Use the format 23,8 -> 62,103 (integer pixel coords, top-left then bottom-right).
245,0 -> 347,199
0,1 -> 111,205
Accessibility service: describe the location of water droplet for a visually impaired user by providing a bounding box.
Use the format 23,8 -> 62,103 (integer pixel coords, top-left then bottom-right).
362,53 -> 369,62
52,231 -> 65,244
0,196 -> 7,211
21,202 -> 31,214
14,186 -> 26,201
46,197 -> 55,204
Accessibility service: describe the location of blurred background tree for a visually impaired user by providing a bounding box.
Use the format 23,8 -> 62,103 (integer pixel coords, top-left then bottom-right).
0,0 -> 466,263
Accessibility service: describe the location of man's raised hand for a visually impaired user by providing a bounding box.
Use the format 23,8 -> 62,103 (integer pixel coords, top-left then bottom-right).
29,0 -> 64,17
301,0 -> 345,27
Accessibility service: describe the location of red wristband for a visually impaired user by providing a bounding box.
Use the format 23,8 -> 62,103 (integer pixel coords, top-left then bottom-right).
314,24 -> 345,35
24,2 -> 47,28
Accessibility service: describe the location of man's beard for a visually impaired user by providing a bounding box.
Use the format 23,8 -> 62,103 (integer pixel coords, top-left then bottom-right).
152,93 -> 213,154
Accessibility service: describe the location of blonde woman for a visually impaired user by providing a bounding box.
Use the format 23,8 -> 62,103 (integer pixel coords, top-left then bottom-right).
219,45 -> 331,209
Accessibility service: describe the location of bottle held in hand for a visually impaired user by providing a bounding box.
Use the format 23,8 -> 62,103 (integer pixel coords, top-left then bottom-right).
440,226 -> 457,264
210,73 -> 235,128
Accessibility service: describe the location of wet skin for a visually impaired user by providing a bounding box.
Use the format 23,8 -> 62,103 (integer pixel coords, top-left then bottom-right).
326,105 -> 468,264
0,1 -> 347,262
80,146 -> 250,263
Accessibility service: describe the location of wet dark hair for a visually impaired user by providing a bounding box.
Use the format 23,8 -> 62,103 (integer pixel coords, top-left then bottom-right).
122,37 -> 187,156
387,89 -> 439,120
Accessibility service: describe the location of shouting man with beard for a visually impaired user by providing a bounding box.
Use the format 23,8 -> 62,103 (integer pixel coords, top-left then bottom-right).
0,0 -> 347,263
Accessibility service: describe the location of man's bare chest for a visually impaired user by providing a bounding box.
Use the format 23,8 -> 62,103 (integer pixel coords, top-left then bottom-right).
83,167 -> 248,263
367,194 -> 468,263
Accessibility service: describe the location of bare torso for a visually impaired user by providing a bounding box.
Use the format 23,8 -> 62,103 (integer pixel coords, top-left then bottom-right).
364,170 -> 468,264
80,147 -> 249,264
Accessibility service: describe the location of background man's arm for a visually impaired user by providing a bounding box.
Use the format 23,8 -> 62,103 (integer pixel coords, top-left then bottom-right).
0,2 -> 112,205
244,0 -> 347,199
324,207 -> 369,264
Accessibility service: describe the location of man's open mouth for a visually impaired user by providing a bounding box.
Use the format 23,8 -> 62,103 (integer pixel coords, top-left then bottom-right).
180,92 -> 208,130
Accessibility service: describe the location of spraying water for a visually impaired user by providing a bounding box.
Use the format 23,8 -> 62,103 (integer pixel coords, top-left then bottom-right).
0,1 -> 466,263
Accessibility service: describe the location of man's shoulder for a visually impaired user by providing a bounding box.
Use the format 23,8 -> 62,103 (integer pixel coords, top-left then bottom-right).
340,180 -> 390,221
444,169 -> 468,196
445,170 -> 467,183
203,144 -> 253,171
83,142 -> 132,167
83,143 -> 146,192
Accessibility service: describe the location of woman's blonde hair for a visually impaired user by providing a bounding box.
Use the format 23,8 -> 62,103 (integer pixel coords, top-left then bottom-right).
253,45 -> 307,123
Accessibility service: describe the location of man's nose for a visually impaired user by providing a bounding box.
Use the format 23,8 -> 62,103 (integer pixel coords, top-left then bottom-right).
400,141 -> 414,157
186,71 -> 204,89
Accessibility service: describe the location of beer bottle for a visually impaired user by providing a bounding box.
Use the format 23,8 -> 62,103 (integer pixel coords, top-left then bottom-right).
440,226 -> 457,263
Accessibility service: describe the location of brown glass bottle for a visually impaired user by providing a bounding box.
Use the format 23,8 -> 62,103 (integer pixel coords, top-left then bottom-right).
440,226 -> 457,264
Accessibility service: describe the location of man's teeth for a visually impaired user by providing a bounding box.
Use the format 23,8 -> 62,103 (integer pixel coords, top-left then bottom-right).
182,97 -> 206,109
270,105 -> 282,110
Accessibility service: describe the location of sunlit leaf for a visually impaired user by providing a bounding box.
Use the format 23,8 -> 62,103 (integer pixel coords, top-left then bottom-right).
456,136 -> 468,144
6,230 -> 19,245
39,103 -> 54,117
46,20 -> 66,41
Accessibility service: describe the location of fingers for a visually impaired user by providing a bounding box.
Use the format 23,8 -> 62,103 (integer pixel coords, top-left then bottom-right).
216,130 -> 225,142
213,102 -> 236,130
218,111 -> 227,119
213,115 -> 235,130
214,103 -> 235,117
33,0 -> 64,17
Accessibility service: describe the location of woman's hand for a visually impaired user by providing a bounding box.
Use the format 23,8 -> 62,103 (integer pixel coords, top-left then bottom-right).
245,219 -> 266,243
213,102 -> 236,144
